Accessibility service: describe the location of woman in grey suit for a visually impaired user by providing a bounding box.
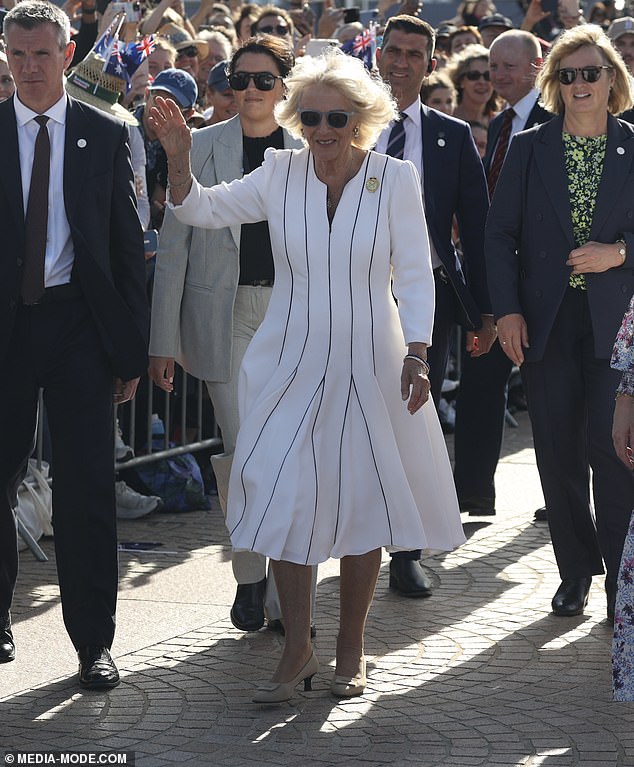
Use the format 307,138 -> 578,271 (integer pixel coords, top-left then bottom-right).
149,36 -> 304,635
486,24 -> 634,623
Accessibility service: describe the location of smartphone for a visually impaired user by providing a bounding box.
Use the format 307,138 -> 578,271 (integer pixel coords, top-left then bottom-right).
343,6 -> 360,23
144,229 -> 159,253
541,0 -> 558,14
111,1 -> 141,22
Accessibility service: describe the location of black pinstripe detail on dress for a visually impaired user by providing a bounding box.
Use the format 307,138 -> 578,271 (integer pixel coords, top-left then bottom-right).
230,152 -> 315,552
368,154 -> 389,376
277,151 -> 295,365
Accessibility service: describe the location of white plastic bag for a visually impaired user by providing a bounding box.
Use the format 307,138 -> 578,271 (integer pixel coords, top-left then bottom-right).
16,459 -> 53,551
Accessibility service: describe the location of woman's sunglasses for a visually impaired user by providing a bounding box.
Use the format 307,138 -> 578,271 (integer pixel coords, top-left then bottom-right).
557,65 -> 613,85
257,24 -> 290,36
298,109 -> 355,129
177,46 -> 199,59
228,71 -> 283,91
464,70 -> 490,82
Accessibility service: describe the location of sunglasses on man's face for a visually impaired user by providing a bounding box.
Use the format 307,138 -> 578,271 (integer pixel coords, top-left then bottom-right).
298,109 -> 355,129
228,71 -> 283,91
177,46 -> 199,59
557,65 -> 613,85
464,70 -> 490,82
257,23 -> 290,35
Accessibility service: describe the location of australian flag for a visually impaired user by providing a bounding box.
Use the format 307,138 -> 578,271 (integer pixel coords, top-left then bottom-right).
120,36 -> 156,77
340,28 -> 376,70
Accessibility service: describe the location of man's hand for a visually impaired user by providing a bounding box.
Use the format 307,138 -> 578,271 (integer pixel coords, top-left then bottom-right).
113,377 -> 140,404
466,315 -> 497,357
496,313 -> 529,366
149,356 -> 175,393
567,241 -> 625,274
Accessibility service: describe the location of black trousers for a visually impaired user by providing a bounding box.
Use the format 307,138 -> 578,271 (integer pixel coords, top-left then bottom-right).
0,296 -> 117,649
453,340 -> 514,506
522,288 -> 634,588
392,269 -> 458,562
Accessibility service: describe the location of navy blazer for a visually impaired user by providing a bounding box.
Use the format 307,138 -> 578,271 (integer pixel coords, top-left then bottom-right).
483,99 -> 553,174
0,96 -> 149,381
419,105 -> 490,325
485,113 -> 634,362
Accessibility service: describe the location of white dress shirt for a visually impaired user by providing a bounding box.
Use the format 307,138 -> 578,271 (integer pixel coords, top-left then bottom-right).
14,92 -> 74,287
375,98 -> 441,269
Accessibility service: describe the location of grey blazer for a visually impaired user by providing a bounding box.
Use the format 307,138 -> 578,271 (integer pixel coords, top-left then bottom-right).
149,115 -> 302,381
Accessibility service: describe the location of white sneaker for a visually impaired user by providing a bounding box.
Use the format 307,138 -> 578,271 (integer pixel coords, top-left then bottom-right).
115,481 -> 161,519
115,422 -> 134,462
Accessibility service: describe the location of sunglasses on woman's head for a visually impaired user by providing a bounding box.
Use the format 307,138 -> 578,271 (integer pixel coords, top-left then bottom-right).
557,65 -> 613,85
464,70 -> 490,82
177,46 -> 199,59
228,71 -> 283,91
298,109 -> 355,129
257,24 -> 290,35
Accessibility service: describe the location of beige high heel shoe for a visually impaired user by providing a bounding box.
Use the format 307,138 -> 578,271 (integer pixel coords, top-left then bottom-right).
331,654 -> 366,698
253,651 -> 319,704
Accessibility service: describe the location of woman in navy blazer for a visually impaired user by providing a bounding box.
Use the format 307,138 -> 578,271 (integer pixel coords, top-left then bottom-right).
486,24 -> 634,622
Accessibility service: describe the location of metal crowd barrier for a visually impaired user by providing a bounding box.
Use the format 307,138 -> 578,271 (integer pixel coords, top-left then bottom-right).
19,369 -> 222,561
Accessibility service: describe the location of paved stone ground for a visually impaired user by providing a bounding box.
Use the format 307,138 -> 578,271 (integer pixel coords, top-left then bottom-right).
2,411 -> 633,767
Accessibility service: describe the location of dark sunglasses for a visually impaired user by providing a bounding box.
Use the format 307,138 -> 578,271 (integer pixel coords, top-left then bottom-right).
257,24 -> 290,35
557,65 -> 613,85
298,109 -> 355,129
177,45 -> 199,59
464,70 -> 490,82
228,71 -> 283,91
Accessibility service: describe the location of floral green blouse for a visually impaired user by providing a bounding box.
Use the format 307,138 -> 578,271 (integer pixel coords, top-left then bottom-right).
563,132 -> 607,290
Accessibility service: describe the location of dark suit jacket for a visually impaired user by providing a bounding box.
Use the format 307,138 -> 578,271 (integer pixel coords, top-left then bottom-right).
420,105 -> 490,326
483,99 -> 553,173
485,113 -> 634,362
0,96 -> 149,381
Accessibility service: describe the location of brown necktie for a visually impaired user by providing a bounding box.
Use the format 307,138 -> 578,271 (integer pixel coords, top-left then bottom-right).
21,115 -> 50,305
487,107 -> 515,199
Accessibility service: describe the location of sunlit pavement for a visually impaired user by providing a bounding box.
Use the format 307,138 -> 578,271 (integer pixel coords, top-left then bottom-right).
2,411 -> 632,767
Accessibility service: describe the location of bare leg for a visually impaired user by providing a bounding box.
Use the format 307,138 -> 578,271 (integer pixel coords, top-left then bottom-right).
337,548 -> 381,676
270,560 -> 313,682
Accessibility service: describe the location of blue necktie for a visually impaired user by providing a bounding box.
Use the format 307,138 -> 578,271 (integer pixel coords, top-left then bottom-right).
385,113 -> 407,159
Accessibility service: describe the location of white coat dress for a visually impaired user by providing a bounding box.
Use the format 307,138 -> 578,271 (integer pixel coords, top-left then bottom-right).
171,147 -> 465,565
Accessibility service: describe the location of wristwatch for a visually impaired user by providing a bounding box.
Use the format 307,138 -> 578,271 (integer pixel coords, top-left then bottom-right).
617,237 -> 627,265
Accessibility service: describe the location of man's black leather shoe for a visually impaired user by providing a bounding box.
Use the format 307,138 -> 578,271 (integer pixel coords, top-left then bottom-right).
534,506 -> 548,522
230,578 -> 266,631
389,559 -> 433,597
551,577 -> 592,617
459,496 -> 496,516
78,646 -> 120,689
0,613 -> 15,663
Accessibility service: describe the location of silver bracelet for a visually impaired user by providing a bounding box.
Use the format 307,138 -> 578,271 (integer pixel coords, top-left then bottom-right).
404,354 -> 430,375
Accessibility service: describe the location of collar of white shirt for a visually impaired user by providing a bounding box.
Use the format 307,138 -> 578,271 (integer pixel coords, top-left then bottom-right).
13,91 -> 67,128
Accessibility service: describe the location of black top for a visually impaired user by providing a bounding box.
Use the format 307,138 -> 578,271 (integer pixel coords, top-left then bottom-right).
238,127 -> 285,285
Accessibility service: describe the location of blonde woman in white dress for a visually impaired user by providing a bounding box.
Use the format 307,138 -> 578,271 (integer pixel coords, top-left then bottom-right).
149,50 -> 465,704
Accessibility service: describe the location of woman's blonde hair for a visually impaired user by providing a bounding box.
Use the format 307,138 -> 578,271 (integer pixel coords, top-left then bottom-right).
537,24 -> 632,115
275,50 -> 398,151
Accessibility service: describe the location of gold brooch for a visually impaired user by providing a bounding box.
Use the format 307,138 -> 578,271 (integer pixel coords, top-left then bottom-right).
366,177 -> 379,193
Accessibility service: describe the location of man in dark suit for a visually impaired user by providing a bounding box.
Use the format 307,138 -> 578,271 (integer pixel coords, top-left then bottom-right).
453,30 -> 552,519
0,1 -> 148,687
376,15 -> 492,596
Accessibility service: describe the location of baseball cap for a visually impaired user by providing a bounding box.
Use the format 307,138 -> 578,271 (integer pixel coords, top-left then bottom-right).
149,68 -> 198,110
478,13 -> 514,31
207,60 -> 230,92
608,17 -> 634,42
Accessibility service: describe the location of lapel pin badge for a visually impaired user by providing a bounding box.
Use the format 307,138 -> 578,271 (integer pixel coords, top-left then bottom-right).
437,138 -> 446,147
77,138 -> 87,148
617,146 -> 625,155
366,177 -> 379,193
